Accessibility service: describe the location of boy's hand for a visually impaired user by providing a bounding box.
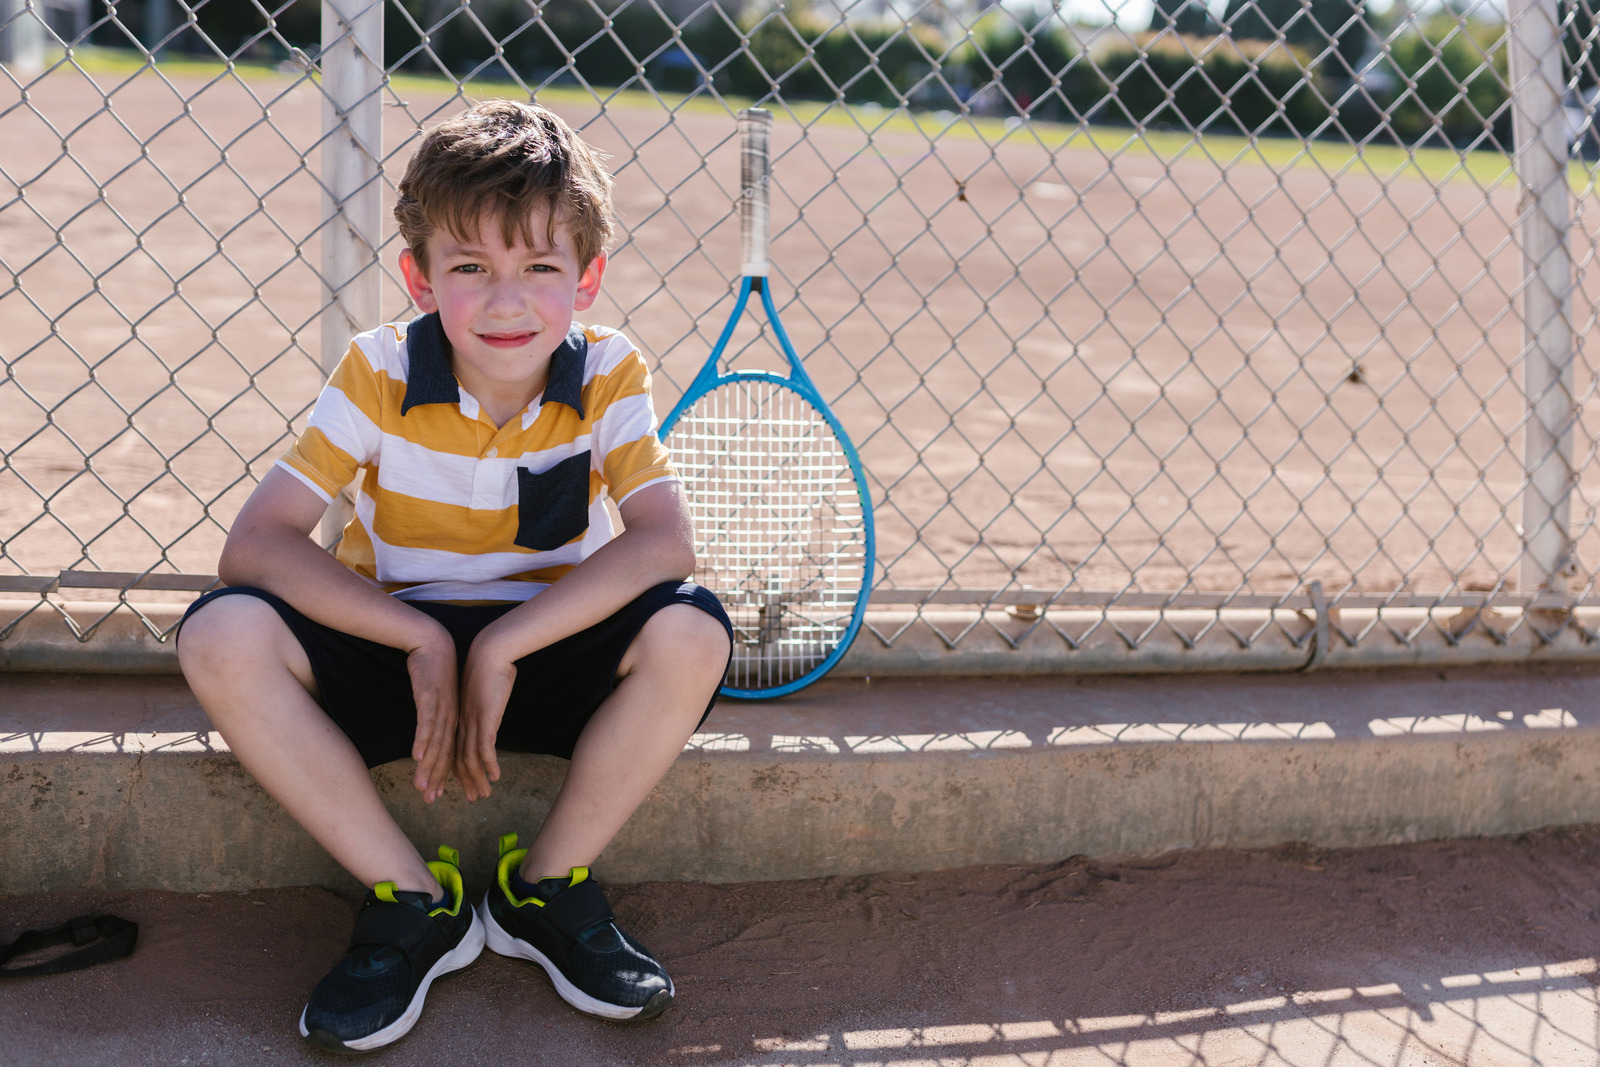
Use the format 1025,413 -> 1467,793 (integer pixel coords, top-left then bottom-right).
407,631 -> 461,803
455,637 -> 517,801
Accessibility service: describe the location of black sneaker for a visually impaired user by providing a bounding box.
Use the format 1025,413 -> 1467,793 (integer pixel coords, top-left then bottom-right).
479,832 -> 673,1021
300,846 -> 485,1053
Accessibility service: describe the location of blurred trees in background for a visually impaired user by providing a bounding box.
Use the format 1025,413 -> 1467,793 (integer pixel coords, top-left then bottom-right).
76,0 -> 1588,152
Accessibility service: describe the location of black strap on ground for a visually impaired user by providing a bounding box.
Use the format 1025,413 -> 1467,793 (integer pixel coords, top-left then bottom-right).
0,915 -> 138,978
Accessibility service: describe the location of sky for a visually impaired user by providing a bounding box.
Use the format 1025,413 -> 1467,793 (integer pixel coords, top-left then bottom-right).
1013,0 -> 1472,30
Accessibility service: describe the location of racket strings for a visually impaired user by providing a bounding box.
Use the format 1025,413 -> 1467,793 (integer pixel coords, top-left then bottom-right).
669,380 -> 868,690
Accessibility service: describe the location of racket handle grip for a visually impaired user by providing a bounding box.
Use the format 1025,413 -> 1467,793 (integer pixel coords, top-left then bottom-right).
739,108 -> 772,277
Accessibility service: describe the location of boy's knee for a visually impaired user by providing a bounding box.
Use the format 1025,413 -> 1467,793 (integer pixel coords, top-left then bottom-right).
177,594 -> 286,674
632,604 -> 731,676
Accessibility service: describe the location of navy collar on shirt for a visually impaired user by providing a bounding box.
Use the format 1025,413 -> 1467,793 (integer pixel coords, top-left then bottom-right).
400,311 -> 587,419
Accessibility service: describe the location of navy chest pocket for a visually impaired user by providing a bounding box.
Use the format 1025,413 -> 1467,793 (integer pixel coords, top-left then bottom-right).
515,451 -> 591,551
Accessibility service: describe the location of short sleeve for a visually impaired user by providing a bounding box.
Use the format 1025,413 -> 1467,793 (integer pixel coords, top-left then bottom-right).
276,341 -> 384,502
585,341 -> 677,504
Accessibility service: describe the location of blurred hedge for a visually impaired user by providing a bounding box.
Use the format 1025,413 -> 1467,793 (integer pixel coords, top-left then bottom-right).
1381,12 -> 1510,148
84,0 -> 1522,149
1087,35 -> 1327,136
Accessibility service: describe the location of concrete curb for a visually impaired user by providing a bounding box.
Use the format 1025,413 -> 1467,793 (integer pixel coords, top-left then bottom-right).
6,668 -> 1600,893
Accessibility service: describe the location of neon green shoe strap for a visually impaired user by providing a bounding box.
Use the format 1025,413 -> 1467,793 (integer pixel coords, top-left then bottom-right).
425,860 -> 465,916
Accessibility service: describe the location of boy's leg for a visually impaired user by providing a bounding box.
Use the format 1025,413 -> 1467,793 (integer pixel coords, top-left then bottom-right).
177,593 -> 440,897
479,599 -> 728,1021
518,602 -> 730,880
179,591 -> 483,1053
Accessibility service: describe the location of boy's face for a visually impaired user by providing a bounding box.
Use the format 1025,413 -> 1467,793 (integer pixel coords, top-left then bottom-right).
398,206 -> 606,407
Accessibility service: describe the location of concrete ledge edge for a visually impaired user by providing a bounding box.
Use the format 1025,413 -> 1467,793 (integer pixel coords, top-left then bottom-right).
8,713 -> 1600,892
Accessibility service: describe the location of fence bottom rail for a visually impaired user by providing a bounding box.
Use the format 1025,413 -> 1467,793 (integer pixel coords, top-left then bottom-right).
4,598 -> 1598,677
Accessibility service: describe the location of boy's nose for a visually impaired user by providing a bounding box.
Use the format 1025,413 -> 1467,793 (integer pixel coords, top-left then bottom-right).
486,277 -> 528,318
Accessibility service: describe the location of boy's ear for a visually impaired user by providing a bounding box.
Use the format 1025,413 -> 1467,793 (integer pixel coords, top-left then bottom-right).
572,253 -> 607,313
398,248 -> 439,314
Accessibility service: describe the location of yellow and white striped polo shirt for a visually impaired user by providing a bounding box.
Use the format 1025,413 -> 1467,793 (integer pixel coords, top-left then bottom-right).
277,312 -> 677,603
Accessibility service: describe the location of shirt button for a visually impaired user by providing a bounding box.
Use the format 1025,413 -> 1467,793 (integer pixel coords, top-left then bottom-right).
485,448 -> 498,458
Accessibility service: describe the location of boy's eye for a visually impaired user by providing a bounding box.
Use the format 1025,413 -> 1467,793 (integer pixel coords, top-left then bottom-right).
529,263 -> 557,273
451,263 -> 484,274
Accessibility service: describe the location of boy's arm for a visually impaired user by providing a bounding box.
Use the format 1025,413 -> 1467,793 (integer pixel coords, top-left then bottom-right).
219,467 -> 462,803
453,480 -> 695,800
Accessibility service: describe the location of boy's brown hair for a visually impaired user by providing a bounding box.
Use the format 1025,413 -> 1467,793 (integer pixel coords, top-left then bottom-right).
394,99 -> 615,276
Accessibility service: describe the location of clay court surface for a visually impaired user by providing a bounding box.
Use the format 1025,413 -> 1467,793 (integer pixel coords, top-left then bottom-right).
6,65 -> 1599,603
2,827 -> 1599,1065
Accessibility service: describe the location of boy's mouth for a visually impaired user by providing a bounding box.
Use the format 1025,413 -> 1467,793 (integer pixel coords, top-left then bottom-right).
477,331 -> 535,348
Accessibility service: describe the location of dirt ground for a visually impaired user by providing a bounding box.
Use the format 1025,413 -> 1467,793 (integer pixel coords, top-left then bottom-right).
5,827 -> 1600,1066
5,64 -> 1596,602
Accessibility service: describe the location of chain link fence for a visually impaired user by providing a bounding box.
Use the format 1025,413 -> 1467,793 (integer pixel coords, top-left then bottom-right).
4,0 -> 1600,672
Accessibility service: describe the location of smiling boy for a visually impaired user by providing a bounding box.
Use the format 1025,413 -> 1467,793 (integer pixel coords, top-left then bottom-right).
176,100 -> 731,1052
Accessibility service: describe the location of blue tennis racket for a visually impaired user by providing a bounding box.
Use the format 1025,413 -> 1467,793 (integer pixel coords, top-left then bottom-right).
660,108 -> 875,699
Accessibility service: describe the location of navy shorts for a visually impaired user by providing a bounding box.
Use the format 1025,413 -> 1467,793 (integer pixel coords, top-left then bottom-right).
178,582 -> 731,768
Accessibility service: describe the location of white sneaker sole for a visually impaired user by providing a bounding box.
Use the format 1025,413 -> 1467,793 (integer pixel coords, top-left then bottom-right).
478,893 -> 673,1021
298,906 -> 486,1053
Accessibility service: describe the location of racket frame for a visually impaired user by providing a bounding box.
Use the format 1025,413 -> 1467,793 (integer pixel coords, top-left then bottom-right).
661,276 -> 876,699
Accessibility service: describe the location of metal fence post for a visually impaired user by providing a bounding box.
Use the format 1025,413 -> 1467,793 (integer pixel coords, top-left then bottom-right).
1508,0 -> 1579,599
318,0 -> 383,548
0,0 -> 45,75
